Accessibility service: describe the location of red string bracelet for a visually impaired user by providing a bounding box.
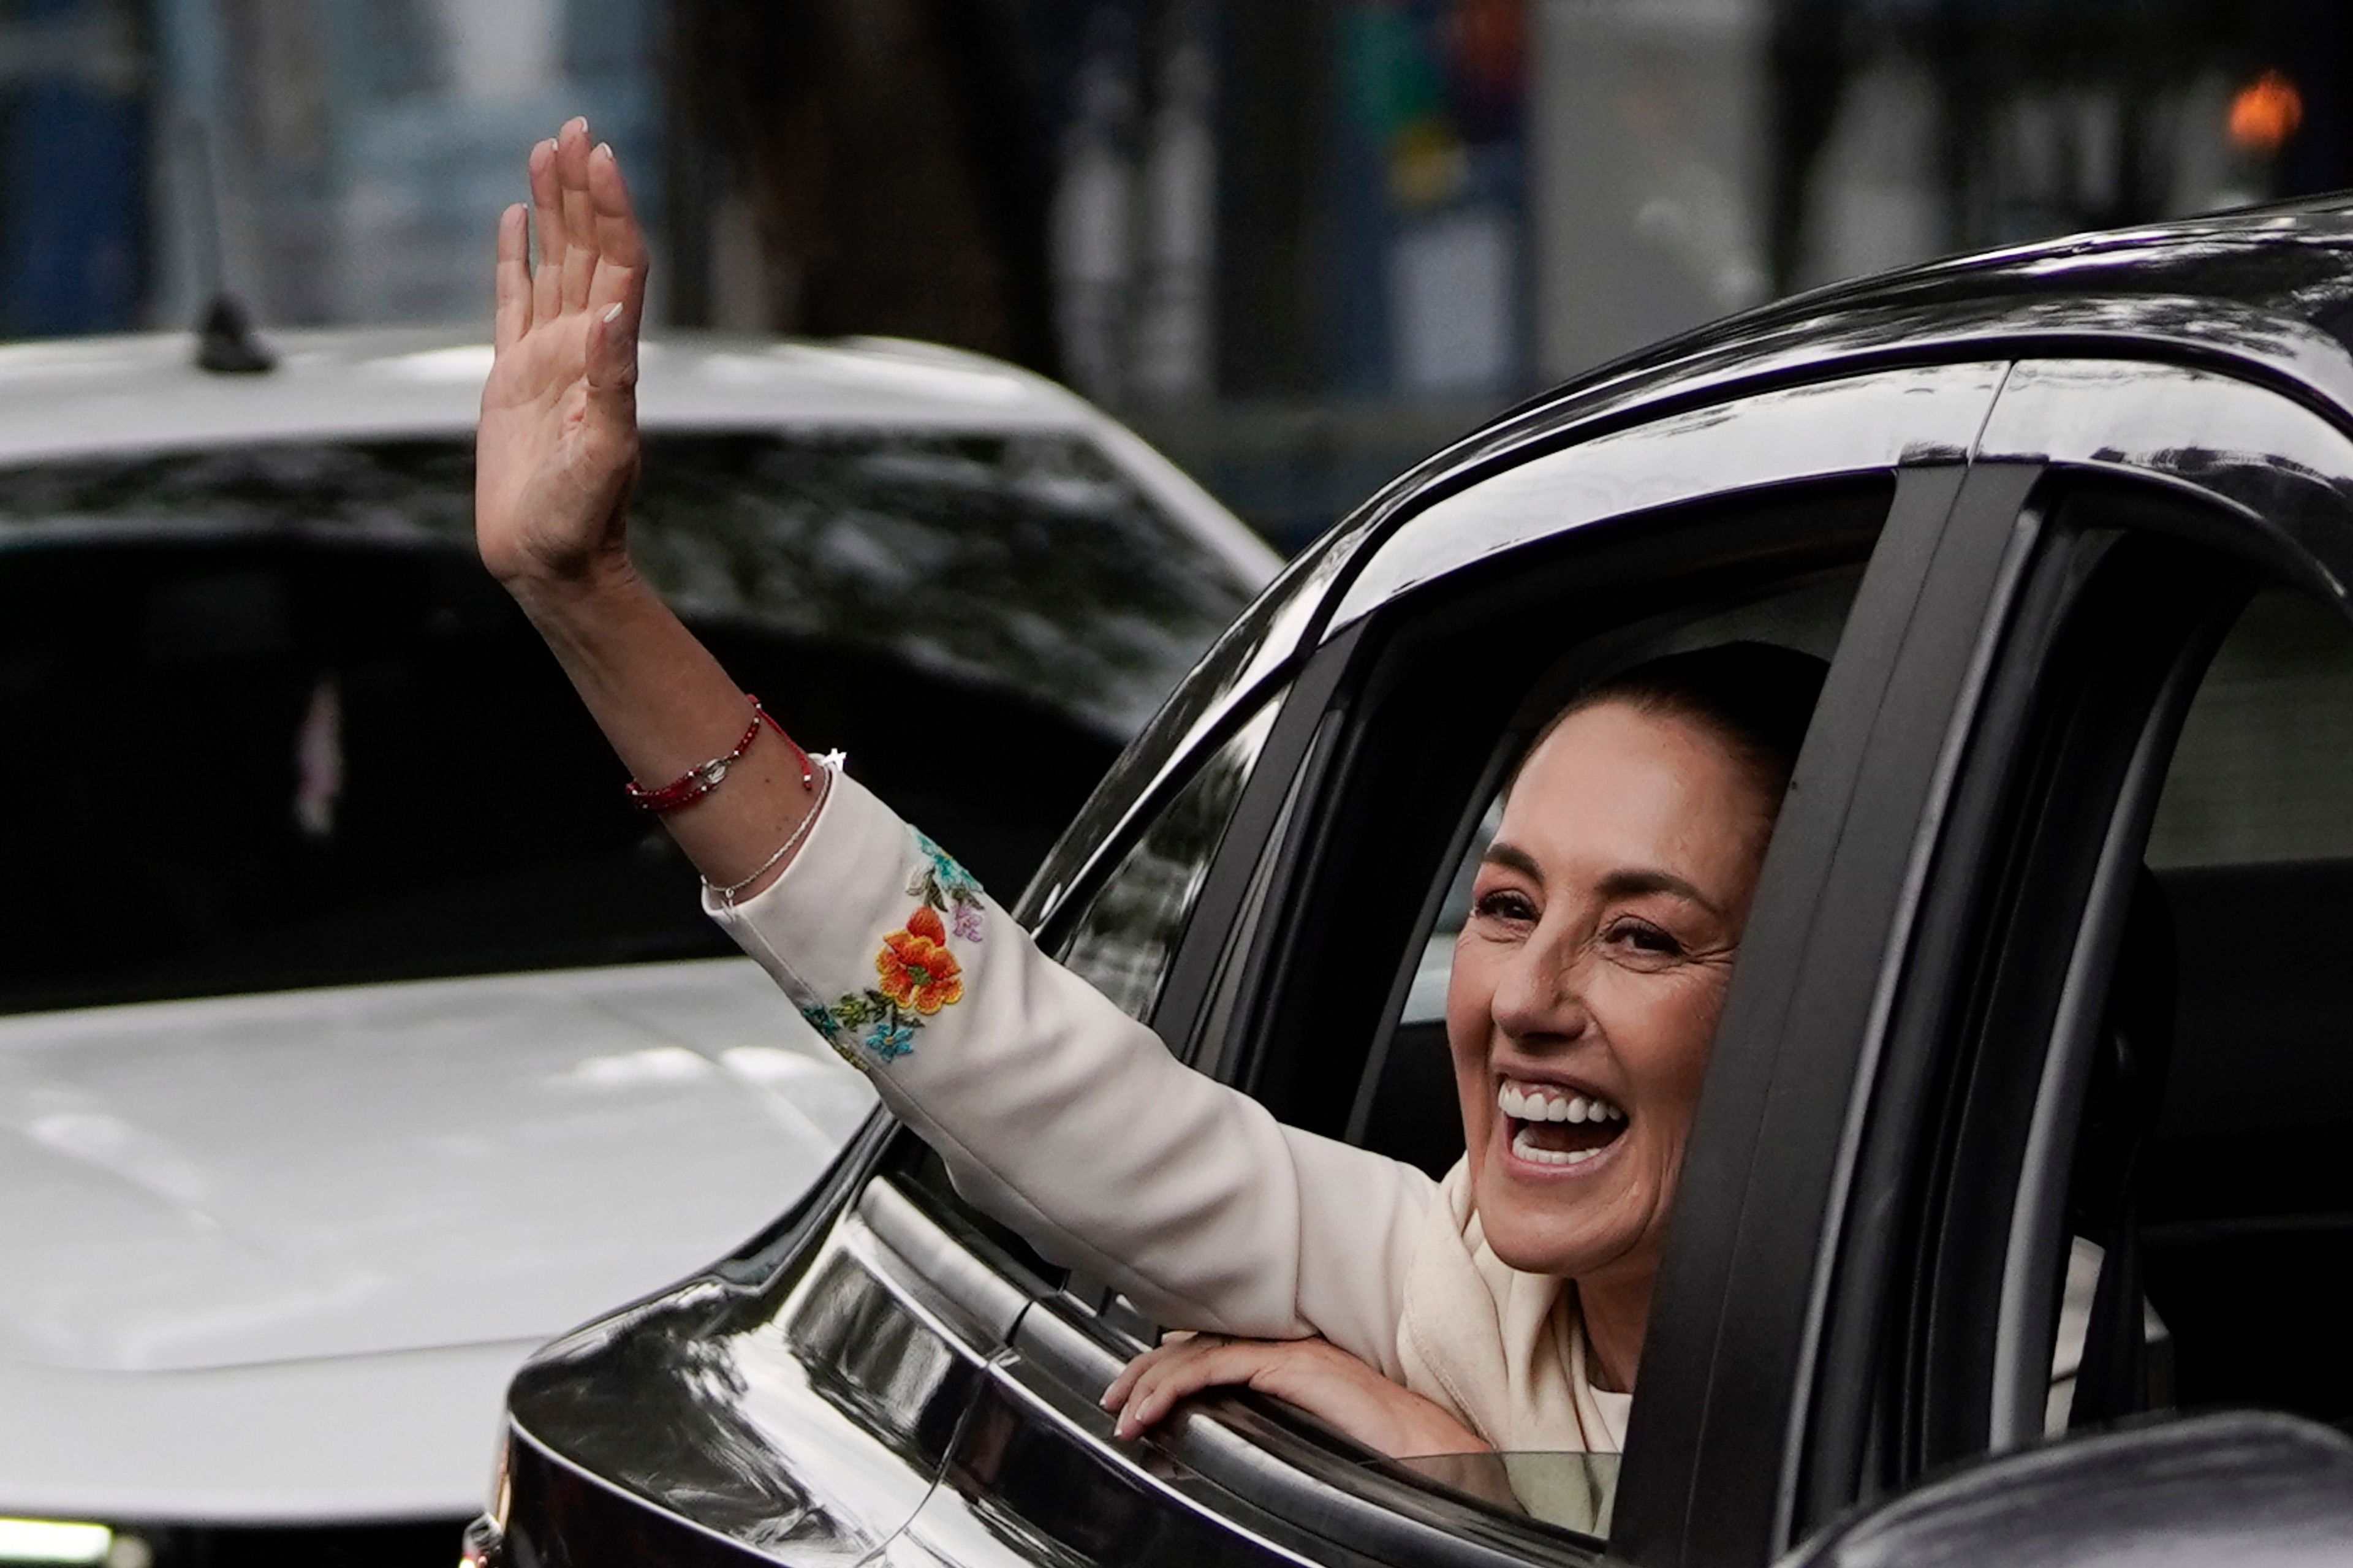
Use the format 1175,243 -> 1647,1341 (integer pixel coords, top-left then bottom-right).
624,695 -> 815,813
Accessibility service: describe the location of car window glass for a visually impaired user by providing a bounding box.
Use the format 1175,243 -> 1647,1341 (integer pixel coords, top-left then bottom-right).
1368,1452 -> 1618,1538
1053,700 -> 1283,1022
0,437 -> 1238,1013
2100,587 -> 2353,1431
626,432 -> 1259,735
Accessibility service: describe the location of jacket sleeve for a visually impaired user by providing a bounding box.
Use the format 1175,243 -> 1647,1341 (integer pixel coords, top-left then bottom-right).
707,769 -> 1436,1377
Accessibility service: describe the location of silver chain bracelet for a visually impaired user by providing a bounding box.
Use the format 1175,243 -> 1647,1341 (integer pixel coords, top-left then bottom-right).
705,754 -> 841,908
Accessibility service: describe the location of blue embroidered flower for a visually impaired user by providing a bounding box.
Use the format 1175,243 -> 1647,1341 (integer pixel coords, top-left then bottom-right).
912,831 -> 982,901
797,1002 -> 838,1040
865,1017 -> 918,1060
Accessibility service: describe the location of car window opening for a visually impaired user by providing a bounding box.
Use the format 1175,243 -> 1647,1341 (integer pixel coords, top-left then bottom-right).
2059,586 -> 2353,1437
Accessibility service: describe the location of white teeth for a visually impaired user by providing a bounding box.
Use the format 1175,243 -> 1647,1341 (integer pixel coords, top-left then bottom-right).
1496,1081 -> 1626,1124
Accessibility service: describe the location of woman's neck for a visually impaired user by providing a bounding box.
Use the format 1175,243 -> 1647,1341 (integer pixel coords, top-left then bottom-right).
1577,1262 -> 1656,1395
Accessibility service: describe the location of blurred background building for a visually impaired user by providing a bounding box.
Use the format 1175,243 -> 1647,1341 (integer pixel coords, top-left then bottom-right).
1,0 -> 2347,547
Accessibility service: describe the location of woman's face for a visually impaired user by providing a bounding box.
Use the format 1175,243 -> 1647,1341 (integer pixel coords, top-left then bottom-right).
1447,700 -> 1776,1284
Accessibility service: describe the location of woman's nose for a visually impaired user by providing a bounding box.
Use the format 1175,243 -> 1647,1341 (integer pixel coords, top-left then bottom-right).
1490,925 -> 1593,1045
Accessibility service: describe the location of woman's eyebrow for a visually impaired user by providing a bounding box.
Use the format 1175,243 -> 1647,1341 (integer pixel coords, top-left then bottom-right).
1596,868 -> 1724,918
1480,846 -> 1727,920
1480,841 -> 1544,881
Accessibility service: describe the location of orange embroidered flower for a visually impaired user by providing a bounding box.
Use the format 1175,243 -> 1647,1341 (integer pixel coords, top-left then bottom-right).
874,906 -> 965,1015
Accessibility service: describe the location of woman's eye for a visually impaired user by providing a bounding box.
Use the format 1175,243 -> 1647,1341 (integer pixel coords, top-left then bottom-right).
1608,920 -> 1684,958
1472,889 -> 1537,924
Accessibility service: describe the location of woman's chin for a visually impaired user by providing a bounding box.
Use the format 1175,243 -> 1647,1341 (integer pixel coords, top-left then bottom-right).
1472,1152 -> 1651,1280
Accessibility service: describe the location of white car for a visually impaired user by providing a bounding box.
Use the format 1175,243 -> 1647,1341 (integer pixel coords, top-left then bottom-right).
0,327 -> 1276,1565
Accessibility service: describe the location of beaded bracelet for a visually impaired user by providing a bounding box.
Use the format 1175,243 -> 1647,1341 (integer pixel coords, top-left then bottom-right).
624,695 -> 814,812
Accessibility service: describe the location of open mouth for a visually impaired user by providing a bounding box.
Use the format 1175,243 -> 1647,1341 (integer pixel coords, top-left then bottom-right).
1498,1080 -> 1628,1170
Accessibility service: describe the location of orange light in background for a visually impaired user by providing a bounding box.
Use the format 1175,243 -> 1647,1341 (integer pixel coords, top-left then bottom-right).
2229,69 -> 2304,156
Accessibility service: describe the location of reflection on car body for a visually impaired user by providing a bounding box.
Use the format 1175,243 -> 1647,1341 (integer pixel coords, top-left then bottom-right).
0,329 -> 1275,1563
481,200 -> 2353,1568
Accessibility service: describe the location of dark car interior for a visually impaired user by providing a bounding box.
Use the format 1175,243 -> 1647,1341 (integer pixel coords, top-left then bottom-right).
2068,587 -> 2353,1434
2138,857 -> 2353,1426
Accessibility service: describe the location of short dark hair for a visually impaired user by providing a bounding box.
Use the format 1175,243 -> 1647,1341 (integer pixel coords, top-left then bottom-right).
1520,641 -> 1829,807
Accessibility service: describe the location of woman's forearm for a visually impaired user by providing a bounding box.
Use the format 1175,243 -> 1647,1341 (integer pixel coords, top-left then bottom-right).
510,558 -> 822,900
476,119 -> 822,901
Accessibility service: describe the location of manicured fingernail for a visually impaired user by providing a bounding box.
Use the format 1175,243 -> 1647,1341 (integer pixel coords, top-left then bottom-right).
602,303 -> 623,323
594,142 -> 613,162
566,116 -> 588,135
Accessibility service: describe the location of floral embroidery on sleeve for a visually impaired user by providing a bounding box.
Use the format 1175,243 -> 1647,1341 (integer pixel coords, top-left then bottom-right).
876,907 -> 964,1013
908,831 -> 986,943
800,830 -> 988,1067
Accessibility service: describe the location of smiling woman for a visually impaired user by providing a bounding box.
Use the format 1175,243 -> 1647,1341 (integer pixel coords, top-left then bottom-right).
1444,649 -> 1822,1396
1096,646 -> 1824,1450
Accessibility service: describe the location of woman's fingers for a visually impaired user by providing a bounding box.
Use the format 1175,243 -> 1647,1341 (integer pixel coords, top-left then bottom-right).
526,138 -> 564,327
1105,1335 -> 1491,1458
555,119 -> 599,313
518,118 -> 643,343
494,203 -> 529,351
584,140 -> 647,317
1110,1336 -> 1276,1438
1101,1333 -> 1200,1414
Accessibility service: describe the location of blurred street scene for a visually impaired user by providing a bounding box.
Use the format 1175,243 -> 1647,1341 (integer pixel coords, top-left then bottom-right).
2,0 -> 2349,546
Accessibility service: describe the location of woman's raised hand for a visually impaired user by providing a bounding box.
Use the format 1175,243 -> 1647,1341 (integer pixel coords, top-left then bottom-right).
476,118 -> 648,591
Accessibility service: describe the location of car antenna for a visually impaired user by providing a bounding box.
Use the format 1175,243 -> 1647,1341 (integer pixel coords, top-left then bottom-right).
183,116 -> 275,375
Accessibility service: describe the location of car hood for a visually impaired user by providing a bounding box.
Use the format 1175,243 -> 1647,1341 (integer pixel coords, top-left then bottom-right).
0,960 -> 874,1375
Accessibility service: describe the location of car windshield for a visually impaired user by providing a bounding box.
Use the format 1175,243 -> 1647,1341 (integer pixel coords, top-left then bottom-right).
0,433 -> 1254,1015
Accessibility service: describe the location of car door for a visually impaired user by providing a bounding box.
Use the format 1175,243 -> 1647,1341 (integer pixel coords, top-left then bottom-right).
498,354 -> 2056,1568
1684,357 -> 2353,1568
856,360 -> 2037,1568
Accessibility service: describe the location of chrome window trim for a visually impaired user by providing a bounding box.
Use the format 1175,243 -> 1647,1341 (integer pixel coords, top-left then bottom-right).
1007,1302 -> 1604,1567
856,1179 -> 1034,1350
1975,357 -> 2353,600
1322,362 -> 2013,635
870,1172 -> 1603,1565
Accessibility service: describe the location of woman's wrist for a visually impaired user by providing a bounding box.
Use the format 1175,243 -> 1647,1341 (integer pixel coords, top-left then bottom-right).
502,550 -> 659,656
501,542 -> 640,607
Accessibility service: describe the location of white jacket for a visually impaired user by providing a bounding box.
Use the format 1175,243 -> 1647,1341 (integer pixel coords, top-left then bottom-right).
711,771 -> 1631,1452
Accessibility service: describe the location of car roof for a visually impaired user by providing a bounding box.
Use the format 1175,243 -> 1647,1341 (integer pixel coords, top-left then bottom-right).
0,326 -> 1102,458
0,324 -> 1281,587
1434,197 -> 2353,521
1296,197 -> 2353,650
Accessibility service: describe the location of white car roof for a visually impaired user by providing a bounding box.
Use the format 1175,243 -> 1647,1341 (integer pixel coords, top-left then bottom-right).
0,325 -> 1279,585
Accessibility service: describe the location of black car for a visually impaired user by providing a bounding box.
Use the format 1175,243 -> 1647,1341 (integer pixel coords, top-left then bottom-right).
469,204 -> 2353,1568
